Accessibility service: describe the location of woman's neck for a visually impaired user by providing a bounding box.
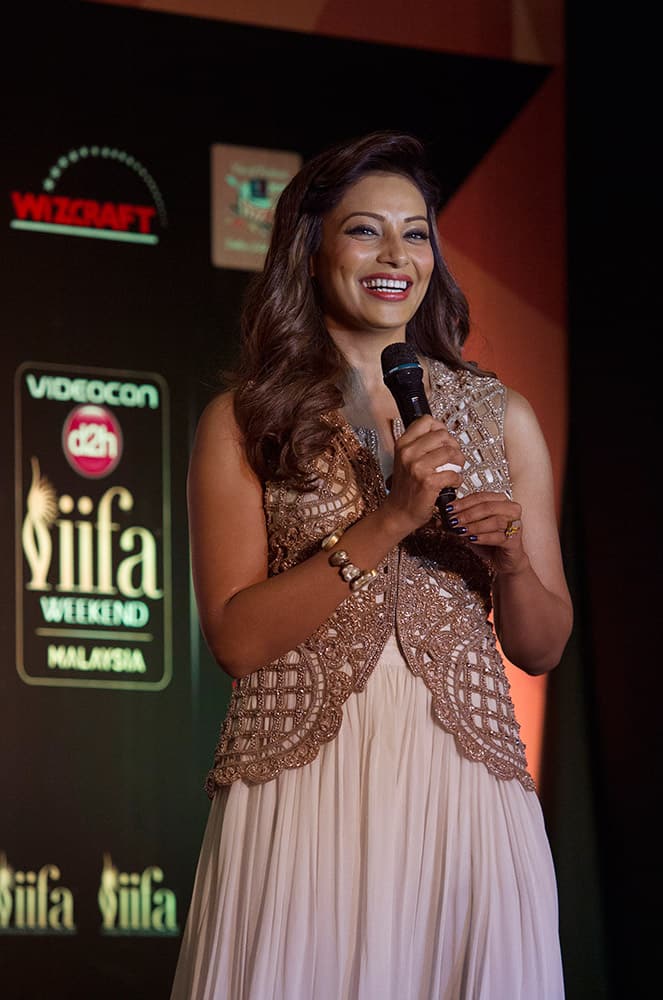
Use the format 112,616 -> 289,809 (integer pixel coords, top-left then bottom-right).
339,350 -> 432,431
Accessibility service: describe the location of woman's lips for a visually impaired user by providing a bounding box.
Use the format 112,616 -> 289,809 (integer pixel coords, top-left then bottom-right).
360,275 -> 412,300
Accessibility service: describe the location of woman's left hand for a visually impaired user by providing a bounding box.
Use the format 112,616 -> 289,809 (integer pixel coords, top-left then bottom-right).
444,491 -> 529,575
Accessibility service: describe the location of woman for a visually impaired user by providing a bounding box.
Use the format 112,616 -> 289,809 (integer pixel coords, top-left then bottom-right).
170,131 -> 573,999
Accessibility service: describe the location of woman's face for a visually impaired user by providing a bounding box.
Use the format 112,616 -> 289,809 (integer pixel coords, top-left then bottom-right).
311,171 -> 435,342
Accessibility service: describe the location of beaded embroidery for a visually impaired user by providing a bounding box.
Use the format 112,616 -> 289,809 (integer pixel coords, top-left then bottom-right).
204,361 -> 534,796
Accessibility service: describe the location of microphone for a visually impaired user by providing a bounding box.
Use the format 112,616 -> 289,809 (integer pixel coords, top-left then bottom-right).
380,342 -> 458,515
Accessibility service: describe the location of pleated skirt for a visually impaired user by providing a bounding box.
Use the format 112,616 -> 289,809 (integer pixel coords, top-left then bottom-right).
170,635 -> 565,1000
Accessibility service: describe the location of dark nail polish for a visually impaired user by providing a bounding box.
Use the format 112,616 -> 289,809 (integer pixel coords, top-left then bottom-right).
453,526 -> 467,535
469,535 -> 478,542
448,517 -> 459,527
444,504 -> 454,513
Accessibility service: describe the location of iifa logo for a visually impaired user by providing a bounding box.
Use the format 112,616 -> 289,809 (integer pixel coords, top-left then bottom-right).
9,145 -> 167,245
98,853 -> 178,935
0,852 -> 76,934
22,459 -> 162,601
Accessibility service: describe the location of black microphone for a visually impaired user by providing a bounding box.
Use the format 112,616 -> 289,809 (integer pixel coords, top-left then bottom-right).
380,342 -> 457,515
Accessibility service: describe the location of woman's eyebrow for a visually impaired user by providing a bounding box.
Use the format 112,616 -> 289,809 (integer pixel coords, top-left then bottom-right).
340,211 -> 428,224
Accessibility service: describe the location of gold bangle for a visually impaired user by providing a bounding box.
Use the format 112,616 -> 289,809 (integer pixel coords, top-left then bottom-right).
349,568 -> 379,593
328,549 -> 350,567
321,528 -> 345,551
326,546 -> 377,595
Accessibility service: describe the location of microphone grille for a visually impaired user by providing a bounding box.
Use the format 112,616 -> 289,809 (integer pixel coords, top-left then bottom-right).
381,342 -> 420,377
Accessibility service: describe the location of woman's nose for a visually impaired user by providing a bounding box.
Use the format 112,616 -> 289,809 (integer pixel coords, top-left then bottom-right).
376,237 -> 409,268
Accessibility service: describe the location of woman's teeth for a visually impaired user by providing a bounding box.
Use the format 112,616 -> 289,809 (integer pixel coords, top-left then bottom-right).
362,278 -> 409,291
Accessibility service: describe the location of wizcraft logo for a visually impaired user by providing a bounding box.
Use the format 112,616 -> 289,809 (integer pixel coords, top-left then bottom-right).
9,145 -> 167,245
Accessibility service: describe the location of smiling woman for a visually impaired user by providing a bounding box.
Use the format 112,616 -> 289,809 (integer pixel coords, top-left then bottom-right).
310,172 -> 435,341
170,131 -> 572,1000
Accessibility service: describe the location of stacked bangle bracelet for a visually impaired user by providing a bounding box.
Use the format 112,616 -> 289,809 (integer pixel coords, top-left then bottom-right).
321,529 -> 378,594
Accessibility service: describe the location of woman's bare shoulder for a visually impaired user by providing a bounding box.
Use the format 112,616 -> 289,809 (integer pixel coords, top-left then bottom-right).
189,389 -> 260,493
195,389 -> 239,436
503,386 -> 553,482
504,385 -> 537,423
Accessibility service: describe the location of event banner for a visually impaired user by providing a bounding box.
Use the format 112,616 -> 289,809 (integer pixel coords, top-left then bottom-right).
0,5 -> 556,995
14,361 -> 172,692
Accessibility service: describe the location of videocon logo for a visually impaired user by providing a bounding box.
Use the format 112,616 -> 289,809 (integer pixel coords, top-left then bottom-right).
9,145 -> 167,245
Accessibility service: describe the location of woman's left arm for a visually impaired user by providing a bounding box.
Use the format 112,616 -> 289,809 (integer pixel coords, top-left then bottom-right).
448,388 -> 573,675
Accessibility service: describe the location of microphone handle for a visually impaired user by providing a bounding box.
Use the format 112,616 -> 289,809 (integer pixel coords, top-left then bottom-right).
387,384 -> 457,516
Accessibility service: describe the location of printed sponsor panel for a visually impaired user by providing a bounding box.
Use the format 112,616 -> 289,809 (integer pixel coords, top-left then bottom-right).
210,142 -> 302,271
15,362 -> 172,691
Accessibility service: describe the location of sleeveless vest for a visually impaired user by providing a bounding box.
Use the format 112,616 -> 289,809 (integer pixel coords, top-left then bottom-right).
205,361 -> 535,797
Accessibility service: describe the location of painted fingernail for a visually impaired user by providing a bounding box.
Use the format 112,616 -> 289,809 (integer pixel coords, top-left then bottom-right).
452,526 -> 467,535
469,535 -> 478,542
444,504 -> 454,513
448,517 -> 459,527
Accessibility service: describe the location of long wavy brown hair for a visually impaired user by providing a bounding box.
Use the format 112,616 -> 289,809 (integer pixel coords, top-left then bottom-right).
227,130 -> 485,482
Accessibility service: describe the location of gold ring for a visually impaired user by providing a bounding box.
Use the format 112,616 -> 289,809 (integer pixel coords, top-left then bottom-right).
504,519 -> 521,538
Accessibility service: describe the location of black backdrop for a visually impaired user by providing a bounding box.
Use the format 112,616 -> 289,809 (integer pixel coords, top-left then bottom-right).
1,0 -> 657,997
545,2 -> 659,998
0,3 -> 552,997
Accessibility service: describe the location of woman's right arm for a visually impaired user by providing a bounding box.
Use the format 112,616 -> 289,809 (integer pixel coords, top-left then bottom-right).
187,394 -> 464,677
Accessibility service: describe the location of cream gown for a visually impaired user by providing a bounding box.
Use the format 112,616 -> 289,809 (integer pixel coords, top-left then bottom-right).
171,409 -> 564,999
169,631 -> 564,999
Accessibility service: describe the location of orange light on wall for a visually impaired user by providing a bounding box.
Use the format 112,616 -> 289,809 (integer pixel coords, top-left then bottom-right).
440,72 -> 567,787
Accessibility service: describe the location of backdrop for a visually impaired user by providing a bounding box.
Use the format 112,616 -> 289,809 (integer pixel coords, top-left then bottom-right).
1,2 -> 627,998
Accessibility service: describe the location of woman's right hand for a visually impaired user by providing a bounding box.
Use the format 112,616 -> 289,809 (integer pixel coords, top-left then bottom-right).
189,399 -> 462,677
383,415 -> 466,534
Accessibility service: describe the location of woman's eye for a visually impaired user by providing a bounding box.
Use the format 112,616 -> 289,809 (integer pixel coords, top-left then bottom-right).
344,224 -> 429,241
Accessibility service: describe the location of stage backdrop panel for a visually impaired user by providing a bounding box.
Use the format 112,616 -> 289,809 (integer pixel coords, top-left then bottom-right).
0,3 -> 561,996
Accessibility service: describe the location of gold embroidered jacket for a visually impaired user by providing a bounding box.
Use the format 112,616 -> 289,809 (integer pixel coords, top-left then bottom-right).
205,361 -> 534,797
